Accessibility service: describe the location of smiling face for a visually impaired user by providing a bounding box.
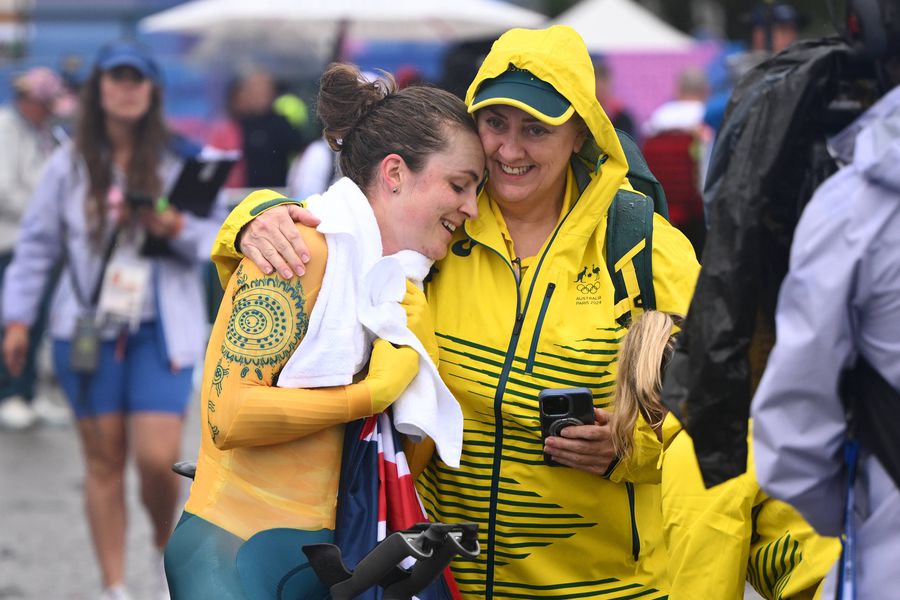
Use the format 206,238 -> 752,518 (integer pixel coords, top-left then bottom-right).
376,125 -> 485,260
100,66 -> 154,125
476,105 -> 586,211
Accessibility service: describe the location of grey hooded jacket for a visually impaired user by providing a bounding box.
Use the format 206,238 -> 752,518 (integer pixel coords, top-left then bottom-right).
752,84 -> 900,597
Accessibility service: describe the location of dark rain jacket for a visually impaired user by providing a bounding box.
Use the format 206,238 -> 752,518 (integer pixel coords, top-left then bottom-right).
661,38 -> 878,486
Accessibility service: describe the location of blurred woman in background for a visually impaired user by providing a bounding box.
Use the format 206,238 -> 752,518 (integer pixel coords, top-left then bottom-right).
609,311 -> 840,600
1,41 -> 225,600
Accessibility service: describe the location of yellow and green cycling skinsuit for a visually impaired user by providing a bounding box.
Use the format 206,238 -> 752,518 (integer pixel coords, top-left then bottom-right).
168,223 -> 418,599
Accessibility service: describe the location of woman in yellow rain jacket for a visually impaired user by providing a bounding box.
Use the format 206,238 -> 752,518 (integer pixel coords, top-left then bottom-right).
610,311 -> 840,599
212,26 -> 699,598
660,421 -> 840,599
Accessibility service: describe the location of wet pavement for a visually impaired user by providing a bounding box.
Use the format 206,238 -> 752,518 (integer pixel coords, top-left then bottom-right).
0,382 -> 201,600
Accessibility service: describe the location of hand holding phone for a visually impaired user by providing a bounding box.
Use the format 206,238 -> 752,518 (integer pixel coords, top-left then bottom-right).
539,387 -> 594,466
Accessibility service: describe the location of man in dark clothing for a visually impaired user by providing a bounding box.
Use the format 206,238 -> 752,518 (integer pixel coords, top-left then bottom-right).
662,0 -> 896,487
241,110 -> 305,188
235,71 -> 306,188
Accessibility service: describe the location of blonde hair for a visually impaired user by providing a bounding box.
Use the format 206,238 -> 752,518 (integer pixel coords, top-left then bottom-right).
610,311 -> 679,461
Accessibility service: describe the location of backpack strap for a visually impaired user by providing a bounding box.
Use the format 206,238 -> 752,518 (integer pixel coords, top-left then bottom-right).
615,130 -> 669,221
841,355 -> 900,490
570,135 -> 659,326
607,189 -> 656,326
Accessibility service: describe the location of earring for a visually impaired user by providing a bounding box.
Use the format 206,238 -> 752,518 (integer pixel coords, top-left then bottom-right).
392,187 -> 399,194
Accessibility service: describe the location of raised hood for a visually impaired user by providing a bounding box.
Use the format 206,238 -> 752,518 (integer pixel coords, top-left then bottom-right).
465,25 -> 629,231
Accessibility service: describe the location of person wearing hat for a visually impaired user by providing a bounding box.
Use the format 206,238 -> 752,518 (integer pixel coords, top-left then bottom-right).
0,66 -> 69,430
1,40 -> 227,600
750,2 -> 805,54
206,25 -> 700,597
704,3 -> 805,135
728,2 -> 805,86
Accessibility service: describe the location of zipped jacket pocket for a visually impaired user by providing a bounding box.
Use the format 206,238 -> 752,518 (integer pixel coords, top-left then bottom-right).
525,283 -> 556,375
626,482 -> 640,561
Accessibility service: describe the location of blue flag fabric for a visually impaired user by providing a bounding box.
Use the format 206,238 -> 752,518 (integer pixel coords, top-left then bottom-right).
333,415 -> 457,600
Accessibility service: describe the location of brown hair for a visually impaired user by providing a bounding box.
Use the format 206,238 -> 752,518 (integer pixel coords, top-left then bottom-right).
74,67 -> 170,242
316,63 -> 477,192
610,311 -> 680,461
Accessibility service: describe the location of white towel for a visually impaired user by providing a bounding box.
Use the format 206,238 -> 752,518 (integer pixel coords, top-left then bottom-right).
277,177 -> 463,468
276,177 -> 379,388
359,251 -> 463,468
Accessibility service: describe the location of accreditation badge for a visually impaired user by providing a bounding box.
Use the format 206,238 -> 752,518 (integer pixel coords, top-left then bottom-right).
96,248 -> 151,331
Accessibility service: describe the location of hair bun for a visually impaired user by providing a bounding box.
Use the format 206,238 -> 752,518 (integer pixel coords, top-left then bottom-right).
318,64 -> 396,152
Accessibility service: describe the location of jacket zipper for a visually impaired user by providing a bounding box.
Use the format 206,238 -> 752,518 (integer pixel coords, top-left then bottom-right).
525,283 -> 556,374
626,482 -> 640,561
485,312 -> 525,598
474,242 -> 523,599
466,206 -> 573,598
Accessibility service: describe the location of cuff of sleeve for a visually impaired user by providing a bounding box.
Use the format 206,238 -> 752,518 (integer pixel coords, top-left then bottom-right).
170,211 -> 186,238
608,414 -> 665,484
246,195 -> 304,219
602,455 -> 621,479
167,212 -> 198,258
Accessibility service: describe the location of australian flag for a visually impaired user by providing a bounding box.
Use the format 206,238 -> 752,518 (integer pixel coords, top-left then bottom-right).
334,412 -> 462,600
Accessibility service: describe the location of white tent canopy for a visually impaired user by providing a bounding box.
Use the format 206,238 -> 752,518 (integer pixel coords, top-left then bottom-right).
551,0 -> 694,52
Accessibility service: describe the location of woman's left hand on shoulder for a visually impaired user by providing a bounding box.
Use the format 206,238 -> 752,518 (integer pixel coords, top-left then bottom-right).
543,408 -> 617,476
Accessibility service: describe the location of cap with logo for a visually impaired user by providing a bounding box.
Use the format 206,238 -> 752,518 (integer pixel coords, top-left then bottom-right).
468,67 -> 574,126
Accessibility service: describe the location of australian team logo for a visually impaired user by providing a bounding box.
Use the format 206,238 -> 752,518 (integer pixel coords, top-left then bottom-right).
574,264 -> 603,306
451,237 -> 476,257
575,264 -> 602,295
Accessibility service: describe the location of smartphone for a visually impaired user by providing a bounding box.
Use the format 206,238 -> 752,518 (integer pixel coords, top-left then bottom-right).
125,191 -> 155,209
539,387 -> 594,466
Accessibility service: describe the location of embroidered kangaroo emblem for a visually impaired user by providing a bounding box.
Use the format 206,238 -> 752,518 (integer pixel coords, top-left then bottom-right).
576,266 -> 588,283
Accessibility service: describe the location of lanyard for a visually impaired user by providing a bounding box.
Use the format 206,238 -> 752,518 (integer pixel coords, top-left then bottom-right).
65,227 -> 120,310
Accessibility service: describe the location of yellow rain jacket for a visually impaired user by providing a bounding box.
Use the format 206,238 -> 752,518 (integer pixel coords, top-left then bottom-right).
660,416 -> 841,599
210,26 -> 699,598
417,26 -> 697,598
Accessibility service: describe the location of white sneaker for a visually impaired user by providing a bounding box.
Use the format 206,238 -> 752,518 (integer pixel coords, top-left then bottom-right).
99,584 -> 132,600
31,394 -> 71,427
0,396 -> 37,430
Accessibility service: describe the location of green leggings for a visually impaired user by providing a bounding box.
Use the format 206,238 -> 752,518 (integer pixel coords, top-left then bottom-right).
164,512 -> 332,599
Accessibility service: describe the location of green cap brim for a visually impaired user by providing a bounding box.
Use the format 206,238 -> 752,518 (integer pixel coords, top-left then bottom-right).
469,69 -> 574,126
